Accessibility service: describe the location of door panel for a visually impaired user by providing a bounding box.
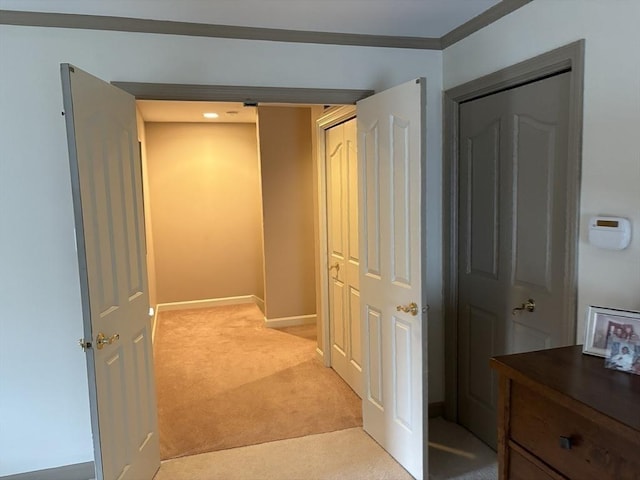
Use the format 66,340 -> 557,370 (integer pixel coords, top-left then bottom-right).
331,279 -> 346,353
362,122 -> 381,276
512,322 -> 551,353
366,306 -> 383,407
132,329 -> 155,447
329,138 -> 345,258
393,316 -> 413,428
349,287 -> 362,369
358,78 -> 426,480
467,121 -> 500,279
513,115 -> 555,290
61,64 -> 160,480
458,72 -> 571,448
102,349 -> 128,480
391,115 -> 411,287
326,117 -> 362,397
467,307 -> 496,410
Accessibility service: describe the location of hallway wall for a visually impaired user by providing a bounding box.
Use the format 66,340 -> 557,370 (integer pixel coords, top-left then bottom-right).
258,106 -> 316,321
145,122 -> 264,304
136,109 -> 158,307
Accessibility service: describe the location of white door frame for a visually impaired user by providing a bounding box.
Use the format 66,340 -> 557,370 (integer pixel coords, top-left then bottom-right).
314,105 -> 357,367
442,40 -> 585,420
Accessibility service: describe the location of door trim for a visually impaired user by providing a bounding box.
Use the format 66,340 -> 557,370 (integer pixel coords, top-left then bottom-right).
113,81 -> 373,106
315,105 -> 357,367
442,40 -> 585,421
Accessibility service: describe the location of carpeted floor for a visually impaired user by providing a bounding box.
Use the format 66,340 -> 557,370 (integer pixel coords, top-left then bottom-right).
428,417 -> 497,480
154,303 -> 362,460
153,427 -> 414,480
152,418 -> 497,480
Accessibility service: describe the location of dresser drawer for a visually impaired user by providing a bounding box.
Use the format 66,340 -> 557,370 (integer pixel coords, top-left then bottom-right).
510,382 -> 640,480
508,447 -> 565,480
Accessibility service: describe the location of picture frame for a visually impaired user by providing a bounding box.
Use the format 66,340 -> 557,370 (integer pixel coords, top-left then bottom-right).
582,305 -> 640,357
604,336 -> 640,375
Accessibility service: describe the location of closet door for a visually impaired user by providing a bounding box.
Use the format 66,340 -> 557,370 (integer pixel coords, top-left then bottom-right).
326,118 -> 362,397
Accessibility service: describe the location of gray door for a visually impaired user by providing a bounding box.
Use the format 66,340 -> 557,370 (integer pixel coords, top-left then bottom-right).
457,72 -> 572,448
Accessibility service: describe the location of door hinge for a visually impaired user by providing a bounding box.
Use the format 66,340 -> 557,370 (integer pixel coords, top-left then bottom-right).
78,339 -> 93,352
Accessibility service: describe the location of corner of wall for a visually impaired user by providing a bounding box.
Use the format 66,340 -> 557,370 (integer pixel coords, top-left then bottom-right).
135,107 -> 157,308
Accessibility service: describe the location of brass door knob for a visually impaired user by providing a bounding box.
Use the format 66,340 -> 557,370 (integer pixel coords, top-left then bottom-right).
512,299 -> 535,316
96,332 -> 120,349
396,302 -> 419,316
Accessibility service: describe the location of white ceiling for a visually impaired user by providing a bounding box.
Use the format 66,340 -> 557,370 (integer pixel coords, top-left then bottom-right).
0,0 -> 502,38
138,100 -> 257,124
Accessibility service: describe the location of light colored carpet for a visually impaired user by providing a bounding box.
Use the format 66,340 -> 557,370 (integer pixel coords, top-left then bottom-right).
153,427 -> 414,480
428,417 -> 497,480
154,304 -> 362,460
153,418 -> 497,480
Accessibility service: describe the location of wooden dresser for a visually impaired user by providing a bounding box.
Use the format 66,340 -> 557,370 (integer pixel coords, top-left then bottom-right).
490,346 -> 640,480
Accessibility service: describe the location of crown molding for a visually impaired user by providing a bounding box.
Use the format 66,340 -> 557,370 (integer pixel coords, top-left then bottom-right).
0,10 -> 441,49
441,0 -> 533,49
0,1 -> 531,50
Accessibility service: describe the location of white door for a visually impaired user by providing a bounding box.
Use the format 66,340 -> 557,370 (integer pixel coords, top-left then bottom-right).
61,64 -> 160,480
357,78 -> 427,480
326,118 -> 363,397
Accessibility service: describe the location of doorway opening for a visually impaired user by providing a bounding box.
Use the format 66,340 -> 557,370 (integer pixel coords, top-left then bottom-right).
135,98 -> 365,460
67,74 -> 430,479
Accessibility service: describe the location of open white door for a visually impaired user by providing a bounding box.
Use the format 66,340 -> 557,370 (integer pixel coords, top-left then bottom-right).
61,64 -> 160,480
357,78 -> 427,480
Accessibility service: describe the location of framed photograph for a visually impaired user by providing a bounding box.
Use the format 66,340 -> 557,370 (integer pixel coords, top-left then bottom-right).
604,336 -> 640,375
583,306 -> 640,357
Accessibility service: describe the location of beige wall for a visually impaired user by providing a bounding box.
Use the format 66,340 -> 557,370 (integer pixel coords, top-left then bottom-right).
136,108 -> 158,307
258,106 -> 317,320
145,122 -> 264,304
310,106 -> 326,350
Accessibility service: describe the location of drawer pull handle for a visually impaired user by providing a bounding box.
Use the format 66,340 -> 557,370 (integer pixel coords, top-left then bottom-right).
559,436 -> 572,450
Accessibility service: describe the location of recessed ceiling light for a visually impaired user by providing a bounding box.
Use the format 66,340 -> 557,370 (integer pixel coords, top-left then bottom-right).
203,112 -> 219,119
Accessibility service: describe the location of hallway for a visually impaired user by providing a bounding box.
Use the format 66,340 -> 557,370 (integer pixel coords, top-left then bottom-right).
153,303 -> 362,459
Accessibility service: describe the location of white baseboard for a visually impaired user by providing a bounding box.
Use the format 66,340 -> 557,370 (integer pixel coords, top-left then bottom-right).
156,295 -> 264,313
316,347 -> 324,363
253,296 -> 265,313
264,314 -> 317,328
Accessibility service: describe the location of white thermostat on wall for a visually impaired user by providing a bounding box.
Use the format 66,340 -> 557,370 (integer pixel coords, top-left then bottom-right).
588,216 -> 631,250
